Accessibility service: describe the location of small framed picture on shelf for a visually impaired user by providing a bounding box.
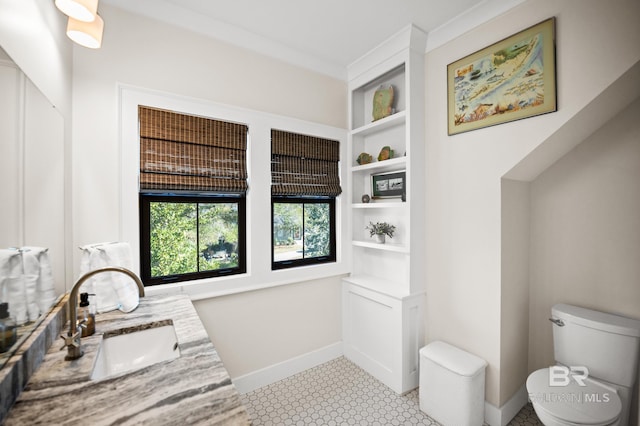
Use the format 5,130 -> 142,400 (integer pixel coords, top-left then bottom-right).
371,170 -> 406,199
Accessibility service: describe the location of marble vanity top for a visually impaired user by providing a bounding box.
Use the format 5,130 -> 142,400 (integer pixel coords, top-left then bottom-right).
4,293 -> 251,425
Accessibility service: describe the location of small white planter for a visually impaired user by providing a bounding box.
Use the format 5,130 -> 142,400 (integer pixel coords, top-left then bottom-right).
375,234 -> 386,244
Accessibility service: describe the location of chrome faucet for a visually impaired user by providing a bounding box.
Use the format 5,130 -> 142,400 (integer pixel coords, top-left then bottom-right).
61,266 -> 145,360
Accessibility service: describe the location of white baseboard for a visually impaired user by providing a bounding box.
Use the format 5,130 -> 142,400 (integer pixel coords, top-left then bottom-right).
232,342 -> 343,394
484,385 -> 528,426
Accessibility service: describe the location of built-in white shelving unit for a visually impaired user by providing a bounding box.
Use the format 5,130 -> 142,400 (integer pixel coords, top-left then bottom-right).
342,25 -> 427,394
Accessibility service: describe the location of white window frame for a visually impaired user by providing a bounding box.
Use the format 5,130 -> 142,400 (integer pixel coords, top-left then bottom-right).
119,85 -> 349,300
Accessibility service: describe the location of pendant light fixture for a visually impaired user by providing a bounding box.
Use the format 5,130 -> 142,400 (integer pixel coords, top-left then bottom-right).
66,14 -> 104,49
55,0 -> 98,22
55,0 -> 104,49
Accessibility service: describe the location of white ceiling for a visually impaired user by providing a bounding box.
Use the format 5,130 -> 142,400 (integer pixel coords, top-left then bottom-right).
100,0 -> 524,79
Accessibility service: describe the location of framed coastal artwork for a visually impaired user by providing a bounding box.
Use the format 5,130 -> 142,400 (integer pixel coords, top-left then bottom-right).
447,17 -> 556,135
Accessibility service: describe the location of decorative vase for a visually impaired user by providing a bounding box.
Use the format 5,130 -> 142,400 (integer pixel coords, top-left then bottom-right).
375,234 -> 385,244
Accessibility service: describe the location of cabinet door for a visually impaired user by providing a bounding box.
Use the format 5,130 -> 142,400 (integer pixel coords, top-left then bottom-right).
342,281 -> 423,394
342,282 -> 403,392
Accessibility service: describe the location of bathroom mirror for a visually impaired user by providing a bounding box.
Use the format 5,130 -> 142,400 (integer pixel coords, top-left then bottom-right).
0,47 -> 66,369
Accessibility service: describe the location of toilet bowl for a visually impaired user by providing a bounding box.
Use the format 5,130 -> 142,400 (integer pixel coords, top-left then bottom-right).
527,368 -> 621,426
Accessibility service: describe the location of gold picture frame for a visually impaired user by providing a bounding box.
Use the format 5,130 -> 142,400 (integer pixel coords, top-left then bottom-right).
447,17 -> 557,135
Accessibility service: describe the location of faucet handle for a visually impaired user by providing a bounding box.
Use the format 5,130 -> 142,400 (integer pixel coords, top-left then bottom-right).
59,330 -> 81,350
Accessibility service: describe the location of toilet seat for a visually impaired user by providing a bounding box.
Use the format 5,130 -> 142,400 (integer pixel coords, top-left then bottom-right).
526,368 -> 621,425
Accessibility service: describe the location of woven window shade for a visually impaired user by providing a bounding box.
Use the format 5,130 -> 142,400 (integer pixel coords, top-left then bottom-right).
139,106 -> 248,193
271,129 -> 341,197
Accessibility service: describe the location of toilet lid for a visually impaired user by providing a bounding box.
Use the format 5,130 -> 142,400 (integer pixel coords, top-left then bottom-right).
527,369 -> 621,425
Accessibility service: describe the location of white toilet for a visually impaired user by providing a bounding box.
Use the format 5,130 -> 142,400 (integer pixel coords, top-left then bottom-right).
526,304 -> 640,426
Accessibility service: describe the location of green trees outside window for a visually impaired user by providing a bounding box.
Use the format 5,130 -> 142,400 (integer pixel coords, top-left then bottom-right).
140,194 -> 245,285
272,198 -> 335,269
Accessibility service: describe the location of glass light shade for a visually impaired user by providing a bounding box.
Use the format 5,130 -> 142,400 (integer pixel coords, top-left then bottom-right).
66,15 -> 104,49
55,0 -> 99,22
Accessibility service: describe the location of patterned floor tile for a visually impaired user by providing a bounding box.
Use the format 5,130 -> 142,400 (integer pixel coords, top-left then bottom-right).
241,357 -> 541,425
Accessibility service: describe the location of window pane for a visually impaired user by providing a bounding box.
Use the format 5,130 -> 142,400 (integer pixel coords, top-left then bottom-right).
149,202 -> 197,277
273,203 -> 303,261
272,201 -> 334,267
303,203 -> 330,257
199,203 -> 240,271
149,200 -> 241,279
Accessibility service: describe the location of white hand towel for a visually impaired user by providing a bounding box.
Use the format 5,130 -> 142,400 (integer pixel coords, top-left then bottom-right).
97,242 -> 139,313
32,248 -> 56,312
21,247 -> 56,314
78,242 -> 139,313
79,243 -> 119,313
4,277 -> 27,325
78,244 -> 94,295
21,250 -> 41,322
0,249 -> 27,325
0,249 -> 22,280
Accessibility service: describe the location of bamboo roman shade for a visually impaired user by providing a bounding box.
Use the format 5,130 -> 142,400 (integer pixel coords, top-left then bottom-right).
271,129 -> 342,197
139,106 -> 248,193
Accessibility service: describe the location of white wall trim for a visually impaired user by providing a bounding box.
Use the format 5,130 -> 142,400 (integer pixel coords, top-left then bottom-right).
425,0 -> 526,52
484,385 -> 529,426
232,342 -> 343,394
103,0 -> 524,81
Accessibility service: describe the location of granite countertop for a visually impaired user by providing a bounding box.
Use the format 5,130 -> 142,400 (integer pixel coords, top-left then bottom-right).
4,293 -> 251,425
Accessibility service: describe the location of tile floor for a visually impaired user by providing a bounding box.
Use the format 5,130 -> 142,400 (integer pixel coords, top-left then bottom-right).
241,356 -> 542,425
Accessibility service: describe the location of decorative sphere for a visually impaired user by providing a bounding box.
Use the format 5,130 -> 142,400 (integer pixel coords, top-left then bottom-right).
362,194 -> 370,203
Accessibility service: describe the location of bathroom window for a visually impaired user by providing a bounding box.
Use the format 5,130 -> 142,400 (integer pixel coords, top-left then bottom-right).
139,194 -> 246,284
138,106 -> 247,285
272,197 -> 336,269
271,129 -> 341,270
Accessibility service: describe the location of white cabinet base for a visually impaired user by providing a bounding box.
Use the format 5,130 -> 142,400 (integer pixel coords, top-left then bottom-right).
342,279 -> 424,394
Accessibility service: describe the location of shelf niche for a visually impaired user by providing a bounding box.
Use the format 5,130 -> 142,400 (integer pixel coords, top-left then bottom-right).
343,24 -> 427,395
351,63 -> 405,130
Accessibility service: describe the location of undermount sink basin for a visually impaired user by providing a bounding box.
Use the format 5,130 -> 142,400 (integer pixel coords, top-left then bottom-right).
91,319 -> 180,380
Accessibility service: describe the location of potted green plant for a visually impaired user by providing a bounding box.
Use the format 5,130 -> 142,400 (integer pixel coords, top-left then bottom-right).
366,221 -> 395,244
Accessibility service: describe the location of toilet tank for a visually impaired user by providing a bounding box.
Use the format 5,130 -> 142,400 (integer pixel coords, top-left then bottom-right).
551,303 -> 640,388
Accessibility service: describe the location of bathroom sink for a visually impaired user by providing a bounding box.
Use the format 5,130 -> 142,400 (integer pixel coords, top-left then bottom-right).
91,320 -> 180,380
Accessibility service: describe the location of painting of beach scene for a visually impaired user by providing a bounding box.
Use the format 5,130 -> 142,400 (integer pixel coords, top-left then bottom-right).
447,18 -> 556,135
